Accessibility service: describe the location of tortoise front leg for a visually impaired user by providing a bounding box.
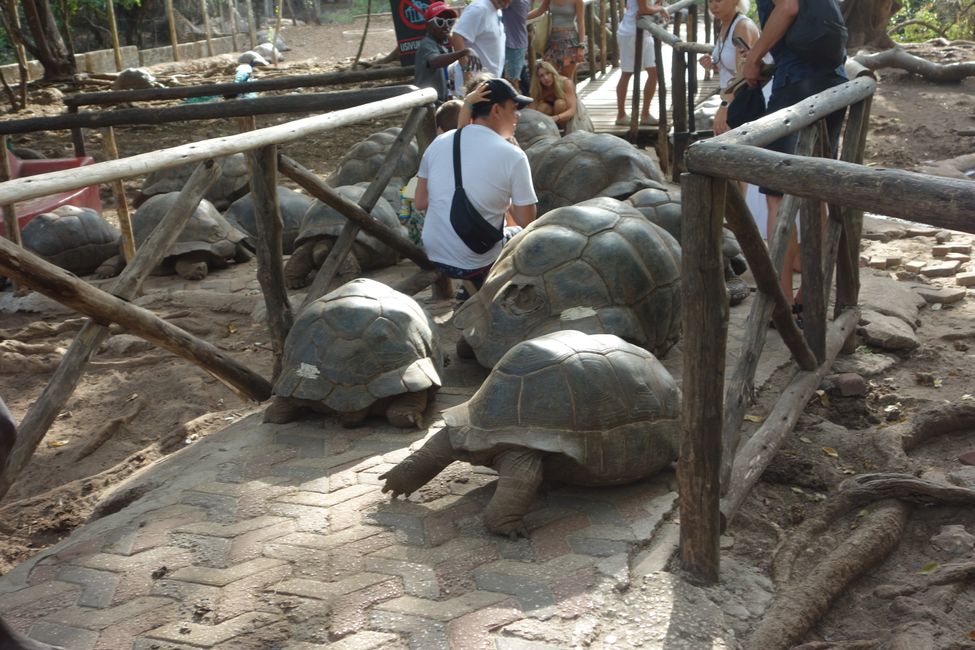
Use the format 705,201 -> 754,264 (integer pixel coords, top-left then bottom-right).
284,240 -> 317,289
483,449 -> 543,539
380,428 -> 454,498
385,389 -> 431,429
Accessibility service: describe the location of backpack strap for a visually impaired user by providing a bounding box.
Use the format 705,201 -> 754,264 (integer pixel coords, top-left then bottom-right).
453,128 -> 464,189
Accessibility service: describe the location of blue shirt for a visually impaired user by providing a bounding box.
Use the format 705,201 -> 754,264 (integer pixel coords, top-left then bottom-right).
502,0 -> 530,49
757,0 -> 847,90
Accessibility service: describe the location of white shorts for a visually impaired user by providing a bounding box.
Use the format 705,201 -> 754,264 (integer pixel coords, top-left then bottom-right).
617,31 -> 656,72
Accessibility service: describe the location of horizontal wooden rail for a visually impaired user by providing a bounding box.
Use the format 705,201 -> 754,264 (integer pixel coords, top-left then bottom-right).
0,87 -> 438,206
63,66 -> 416,107
0,86 -> 419,136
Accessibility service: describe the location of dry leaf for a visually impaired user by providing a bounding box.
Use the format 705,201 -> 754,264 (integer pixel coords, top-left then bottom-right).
227,323 -> 238,334
822,447 -> 839,459
799,436 -> 812,443
967,630 -> 975,641
744,414 -> 764,423
47,440 -> 68,448
918,562 -> 939,574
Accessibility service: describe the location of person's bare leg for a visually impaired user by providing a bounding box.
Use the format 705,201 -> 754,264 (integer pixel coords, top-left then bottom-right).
616,71 -> 633,121
562,61 -> 577,84
767,194 -> 797,303
641,67 -> 658,122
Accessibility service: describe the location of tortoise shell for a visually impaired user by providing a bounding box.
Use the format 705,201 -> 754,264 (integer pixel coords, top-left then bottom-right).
132,192 -> 246,261
138,154 -> 250,210
525,131 -> 666,217
223,186 -> 312,254
21,206 -> 119,276
454,198 -> 682,368
444,330 -> 680,485
627,187 -> 743,260
514,108 -> 561,151
327,128 -> 419,187
273,278 -> 443,412
295,185 -> 402,270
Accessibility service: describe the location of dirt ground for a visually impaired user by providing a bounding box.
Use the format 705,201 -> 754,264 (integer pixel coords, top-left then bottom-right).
1,17 -> 974,647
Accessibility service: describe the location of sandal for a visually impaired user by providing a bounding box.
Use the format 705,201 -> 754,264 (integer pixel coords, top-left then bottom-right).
614,115 -> 631,126
640,115 -> 660,126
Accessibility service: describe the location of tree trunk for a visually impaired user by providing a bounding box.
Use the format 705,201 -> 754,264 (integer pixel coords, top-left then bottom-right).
20,0 -> 77,81
842,0 -> 900,51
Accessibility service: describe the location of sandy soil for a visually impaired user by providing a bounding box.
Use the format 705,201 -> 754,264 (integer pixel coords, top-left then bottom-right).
1,19 -> 974,646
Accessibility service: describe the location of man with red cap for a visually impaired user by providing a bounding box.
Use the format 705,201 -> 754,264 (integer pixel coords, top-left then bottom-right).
414,2 -> 475,103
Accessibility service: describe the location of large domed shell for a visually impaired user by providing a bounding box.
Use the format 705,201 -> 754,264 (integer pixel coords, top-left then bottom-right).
627,187 -> 742,260
21,206 -> 119,276
133,192 -> 246,260
295,185 -> 402,270
526,131 -> 666,217
273,278 -> 443,412
515,109 -> 561,151
327,128 -> 419,187
138,154 -> 250,210
223,186 -> 312,254
453,198 -> 682,368
444,330 -> 679,485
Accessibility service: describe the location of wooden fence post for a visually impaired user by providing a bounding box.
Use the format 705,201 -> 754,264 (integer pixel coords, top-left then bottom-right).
678,171 -> 727,585
165,0 -> 180,62
105,0 -> 124,71
0,136 -> 21,250
245,0 -> 258,49
200,0 -> 215,57
628,28 -> 642,141
102,127 -> 136,262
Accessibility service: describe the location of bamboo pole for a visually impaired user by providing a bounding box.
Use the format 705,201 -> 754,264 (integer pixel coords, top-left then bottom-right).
297,104 -> 429,309
245,0 -> 258,49
165,0 -> 180,62
247,144 -> 292,381
200,0 -> 215,57
102,127 -> 136,262
678,172 -> 728,585
0,88 -> 438,207
105,0 -> 124,71
0,160 -> 272,502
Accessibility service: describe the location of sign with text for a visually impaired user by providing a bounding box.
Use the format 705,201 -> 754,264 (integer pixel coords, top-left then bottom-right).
389,0 -> 430,66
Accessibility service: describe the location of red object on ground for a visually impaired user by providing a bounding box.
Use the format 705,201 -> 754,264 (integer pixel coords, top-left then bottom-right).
0,149 -> 102,237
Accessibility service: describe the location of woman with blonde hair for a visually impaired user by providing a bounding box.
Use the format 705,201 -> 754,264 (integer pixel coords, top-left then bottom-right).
527,0 -> 586,81
528,60 -> 593,133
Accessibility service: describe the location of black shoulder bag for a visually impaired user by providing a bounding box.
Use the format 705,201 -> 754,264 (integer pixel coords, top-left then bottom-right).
449,128 -> 504,254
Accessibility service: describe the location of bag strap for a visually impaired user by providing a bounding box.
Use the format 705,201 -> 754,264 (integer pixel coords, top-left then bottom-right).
453,128 -> 463,189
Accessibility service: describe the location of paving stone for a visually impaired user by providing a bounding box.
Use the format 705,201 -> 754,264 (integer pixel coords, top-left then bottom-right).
28,620 -> 99,650
374,590 -> 509,622
173,515 -> 290,538
329,576 -> 406,638
0,581 -> 78,612
266,502 -> 330,534
945,252 -> 971,263
271,525 -> 390,552
145,611 -> 281,647
326,491 -> 392,533
920,260 -> 962,277
262,537 -> 394,583
72,546 -> 188,574
915,285 -> 967,304
285,450 -> 382,472
956,272 -> 975,287
494,638 -> 566,650
169,557 -> 287,587
904,260 -> 927,273
932,243 -> 972,256
270,431 -> 330,458
55,566 -> 120,608
369,609 -> 448,647
283,631 -> 403,649
446,599 -> 522,649
187,478 -> 292,497
275,572 -> 396,601
43,595 -> 175,630
274,484 -> 376,509
567,524 -> 636,557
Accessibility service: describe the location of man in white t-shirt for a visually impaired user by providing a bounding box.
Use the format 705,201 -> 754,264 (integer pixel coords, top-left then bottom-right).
450,0 -> 510,81
415,78 -> 537,289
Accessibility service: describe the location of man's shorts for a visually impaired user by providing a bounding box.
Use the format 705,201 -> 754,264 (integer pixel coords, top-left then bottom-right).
504,47 -> 527,81
760,73 -> 847,196
617,31 -> 655,73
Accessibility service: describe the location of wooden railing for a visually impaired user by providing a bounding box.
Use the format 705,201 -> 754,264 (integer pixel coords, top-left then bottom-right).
676,68 -> 975,584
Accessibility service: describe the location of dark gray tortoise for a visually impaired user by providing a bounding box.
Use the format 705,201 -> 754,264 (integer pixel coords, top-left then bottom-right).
95,192 -> 251,281
514,108 -> 561,150
223,186 -> 313,255
136,154 -> 250,210
523,130 -> 667,216
266,278 -> 443,428
21,206 -> 119,276
285,185 -> 402,289
453,197 -> 682,368
327,127 -> 419,187
627,187 -> 751,306
380,329 -> 680,538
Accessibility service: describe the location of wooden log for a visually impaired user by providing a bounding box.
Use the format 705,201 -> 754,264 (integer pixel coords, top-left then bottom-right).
0,87 -> 438,207
628,28 -> 643,141
834,96 -> 871,315
686,2 -> 699,132
688,143 -> 975,235
609,0 -> 619,66
4,86 -> 419,136
852,46 -> 975,82
599,0 -> 607,73
678,173 -> 727,585
165,0 -> 180,61
670,45 -> 687,181
200,0 -> 215,57
719,307 -> 859,529
0,135 -> 21,249
247,144 -> 292,381
654,36 -> 669,176
64,67 -> 416,108
586,3 -> 597,82
272,0 -> 284,67
800,193 -> 825,362
105,0 -> 124,71
245,0 -> 257,49
102,127 -> 136,262
278,155 -> 434,270
298,104 -> 429,309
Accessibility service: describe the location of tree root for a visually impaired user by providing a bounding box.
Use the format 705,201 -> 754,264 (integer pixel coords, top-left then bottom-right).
747,500 -> 910,650
852,47 -> 975,82
901,401 -> 975,452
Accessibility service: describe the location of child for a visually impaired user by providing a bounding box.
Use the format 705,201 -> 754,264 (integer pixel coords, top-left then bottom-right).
414,2 -> 472,104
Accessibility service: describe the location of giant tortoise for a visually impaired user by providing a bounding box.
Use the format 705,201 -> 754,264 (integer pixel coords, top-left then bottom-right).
380,329 -> 680,537
136,154 -> 250,210
95,193 -> 251,280
453,198 -> 682,368
327,127 -> 419,187
223,186 -> 313,255
21,206 -> 119,276
265,278 -> 443,428
285,185 -> 402,289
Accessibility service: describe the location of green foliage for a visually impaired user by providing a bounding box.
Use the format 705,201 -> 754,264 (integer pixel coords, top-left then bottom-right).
322,0 -> 378,25
889,0 -> 975,42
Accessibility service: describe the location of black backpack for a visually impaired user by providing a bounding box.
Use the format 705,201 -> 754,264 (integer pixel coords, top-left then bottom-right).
784,0 -> 848,69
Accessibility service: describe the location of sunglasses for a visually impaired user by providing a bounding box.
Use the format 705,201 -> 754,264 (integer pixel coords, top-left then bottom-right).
430,16 -> 456,28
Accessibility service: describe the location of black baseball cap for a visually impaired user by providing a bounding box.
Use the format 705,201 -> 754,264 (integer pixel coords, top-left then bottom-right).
482,78 -> 532,109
